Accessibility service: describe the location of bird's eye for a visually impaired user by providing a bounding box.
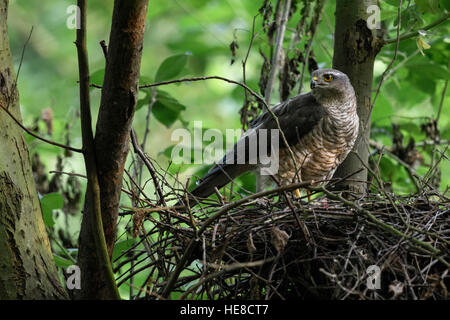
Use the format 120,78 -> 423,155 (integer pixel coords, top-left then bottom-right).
323,74 -> 333,82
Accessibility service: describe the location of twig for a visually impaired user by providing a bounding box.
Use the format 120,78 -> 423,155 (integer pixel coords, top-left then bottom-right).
319,186 -> 442,256
436,57 -> 449,123
139,76 -> 265,105
370,0 -> 403,116
179,257 -> 276,300
99,40 -> 108,58
384,13 -> 450,44
298,0 -> 325,94
130,129 -> 166,206
240,15 -> 259,130
0,103 -> 82,153
9,27 -> 33,108
160,180 -> 313,298
140,75 -> 302,188
75,0 -> 120,299
264,0 -> 292,104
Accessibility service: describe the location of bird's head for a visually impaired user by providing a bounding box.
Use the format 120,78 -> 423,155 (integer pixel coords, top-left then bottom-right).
310,68 -> 355,104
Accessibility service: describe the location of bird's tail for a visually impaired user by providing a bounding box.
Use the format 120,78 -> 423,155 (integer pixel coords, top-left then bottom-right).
177,163 -> 253,208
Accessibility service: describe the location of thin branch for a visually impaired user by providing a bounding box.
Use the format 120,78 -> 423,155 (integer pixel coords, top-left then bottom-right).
139,76 -> 265,105
140,76 -> 302,185
75,0 -> 120,299
384,13 -> 450,44
370,0 -> 403,115
130,129 -> 167,206
179,257 -> 277,300
10,27 -> 33,108
159,169 -> 366,298
0,103 -> 83,153
160,180 -> 312,298
264,0 -> 291,104
298,0 -> 325,94
0,26 -> 82,154
99,40 -> 108,58
240,15 -> 258,130
318,187 -> 442,256
436,57 -> 449,123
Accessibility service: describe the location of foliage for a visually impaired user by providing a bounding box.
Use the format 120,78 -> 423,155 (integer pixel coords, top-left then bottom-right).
7,0 -> 450,299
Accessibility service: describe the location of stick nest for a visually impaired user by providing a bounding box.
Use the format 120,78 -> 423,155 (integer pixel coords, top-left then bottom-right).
118,186 -> 449,300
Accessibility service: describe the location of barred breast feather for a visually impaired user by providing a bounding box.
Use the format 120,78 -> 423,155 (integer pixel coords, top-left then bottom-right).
277,100 -> 359,186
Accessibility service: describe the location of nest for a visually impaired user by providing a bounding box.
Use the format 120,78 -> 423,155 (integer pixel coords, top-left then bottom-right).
117,186 -> 450,300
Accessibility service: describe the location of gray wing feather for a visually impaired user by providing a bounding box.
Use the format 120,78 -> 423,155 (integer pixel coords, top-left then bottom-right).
187,92 -> 326,201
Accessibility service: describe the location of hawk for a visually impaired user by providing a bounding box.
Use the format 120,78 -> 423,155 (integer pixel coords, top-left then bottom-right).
184,68 -> 359,204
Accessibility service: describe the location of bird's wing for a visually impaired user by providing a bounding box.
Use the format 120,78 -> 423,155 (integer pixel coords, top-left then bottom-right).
187,92 -> 326,201
250,92 -> 326,148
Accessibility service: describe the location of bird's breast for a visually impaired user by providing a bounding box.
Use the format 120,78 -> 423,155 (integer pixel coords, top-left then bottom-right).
277,112 -> 359,185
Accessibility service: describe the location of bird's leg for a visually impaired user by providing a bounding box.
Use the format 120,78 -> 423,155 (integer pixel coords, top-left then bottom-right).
294,188 -> 301,198
306,190 -> 312,202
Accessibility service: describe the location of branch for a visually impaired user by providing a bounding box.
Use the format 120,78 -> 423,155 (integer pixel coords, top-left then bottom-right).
139,76 -> 266,106
240,15 -> 258,130
160,180 -> 313,298
77,0 -> 149,299
319,187 -> 442,256
371,0 -> 403,113
0,26 -> 82,154
179,257 -> 277,300
384,13 -> 450,44
264,0 -> 291,104
436,57 -> 450,123
10,27 -> 33,108
0,103 -> 82,153
140,76 -> 301,183
159,169 -> 365,298
75,0 -> 120,299
130,129 -> 166,206
298,0 -> 325,94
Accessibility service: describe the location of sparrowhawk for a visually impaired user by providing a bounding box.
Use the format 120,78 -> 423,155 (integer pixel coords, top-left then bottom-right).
184,68 -> 359,203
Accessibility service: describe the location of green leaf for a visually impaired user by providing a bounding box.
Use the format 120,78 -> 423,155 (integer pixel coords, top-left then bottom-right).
136,90 -> 150,111
415,0 -> 441,13
89,68 -> 105,89
40,192 -> 64,227
158,144 -> 176,158
136,76 -> 156,111
441,0 -> 450,11
53,254 -> 73,268
371,92 -> 393,122
139,75 -> 154,85
406,63 -> 450,80
239,172 -> 257,194
152,90 -> 187,127
155,53 -> 190,82
382,0 -> 402,6
113,239 -> 136,260
409,70 -> 437,94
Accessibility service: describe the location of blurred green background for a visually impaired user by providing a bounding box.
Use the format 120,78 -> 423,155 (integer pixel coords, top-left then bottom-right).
7,0 -> 449,298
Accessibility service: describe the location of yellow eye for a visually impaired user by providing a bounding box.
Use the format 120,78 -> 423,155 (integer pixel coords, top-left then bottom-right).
323,74 -> 333,82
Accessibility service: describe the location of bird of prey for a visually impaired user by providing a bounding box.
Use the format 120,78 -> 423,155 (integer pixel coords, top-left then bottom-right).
183,68 -> 359,204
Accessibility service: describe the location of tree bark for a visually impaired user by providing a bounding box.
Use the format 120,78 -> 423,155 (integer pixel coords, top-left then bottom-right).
76,0 -> 149,299
0,0 -> 67,299
332,0 -> 383,194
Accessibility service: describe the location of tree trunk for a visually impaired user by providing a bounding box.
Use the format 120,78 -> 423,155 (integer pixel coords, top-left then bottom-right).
332,0 -> 383,194
0,0 -> 67,299
76,0 -> 149,299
